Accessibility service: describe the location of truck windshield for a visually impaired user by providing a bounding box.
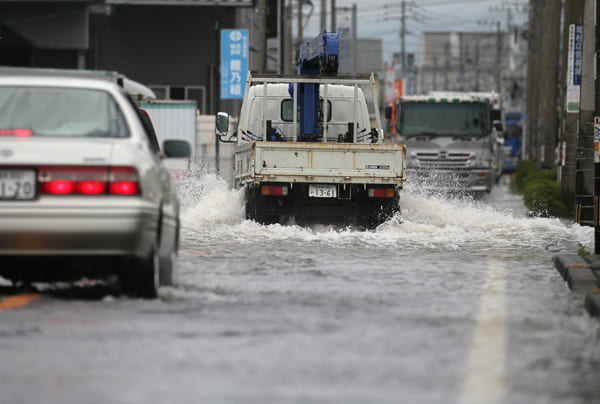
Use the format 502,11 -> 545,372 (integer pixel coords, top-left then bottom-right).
0,86 -> 129,138
398,102 -> 490,137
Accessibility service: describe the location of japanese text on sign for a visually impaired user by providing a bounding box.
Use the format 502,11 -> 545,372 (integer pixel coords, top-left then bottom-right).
221,29 -> 248,100
566,24 -> 583,113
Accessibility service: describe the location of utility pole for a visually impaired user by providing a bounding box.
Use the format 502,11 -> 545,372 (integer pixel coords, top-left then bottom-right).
321,0 -> 326,33
297,0 -> 303,56
495,21 -> 501,91
331,0 -> 336,32
432,56 -> 438,91
444,41 -> 450,90
575,0 -> 596,226
257,0 -> 267,73
560,0 -> 585,215
474,39 -> 480,91
459,33 -> 465,90
277,0 -> 283,74
594,0 -> 600,251
537,0 -> 561,169
284,0 -> 293,74
525,0 -> 541,160
352,3 -> 357,75
401,0 -> 406,76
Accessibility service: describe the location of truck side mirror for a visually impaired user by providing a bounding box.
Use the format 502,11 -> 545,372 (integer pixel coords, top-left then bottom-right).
216,112 -> 229,135
215,111 -> 236,143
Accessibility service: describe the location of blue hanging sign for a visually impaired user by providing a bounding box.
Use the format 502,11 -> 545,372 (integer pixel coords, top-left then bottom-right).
221,29 -> 248,100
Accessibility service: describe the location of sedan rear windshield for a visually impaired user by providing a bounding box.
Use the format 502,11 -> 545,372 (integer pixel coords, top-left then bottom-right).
0,86 -> 129,138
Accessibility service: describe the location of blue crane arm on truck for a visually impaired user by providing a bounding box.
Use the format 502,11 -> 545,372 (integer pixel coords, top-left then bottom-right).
290,32 -> 339,141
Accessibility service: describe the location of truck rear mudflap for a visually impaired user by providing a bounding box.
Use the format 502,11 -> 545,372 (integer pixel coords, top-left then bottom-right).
245,183 -> 399,228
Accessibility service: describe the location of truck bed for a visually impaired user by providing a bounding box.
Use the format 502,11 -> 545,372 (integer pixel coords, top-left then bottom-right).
234,141 -> 406,187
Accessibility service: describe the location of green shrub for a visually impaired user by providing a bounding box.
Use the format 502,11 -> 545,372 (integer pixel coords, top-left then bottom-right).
523,178 -> 567,217
512,160 -> 543,193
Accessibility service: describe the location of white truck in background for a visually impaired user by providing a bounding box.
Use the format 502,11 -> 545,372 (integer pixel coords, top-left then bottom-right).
216,72 -> 407,228
394,91 -> 504,195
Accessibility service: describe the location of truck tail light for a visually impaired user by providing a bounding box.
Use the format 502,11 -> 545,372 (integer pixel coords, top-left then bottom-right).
368,188 -> 395,198
38,166 -> 140,196
261,185 -> 288,196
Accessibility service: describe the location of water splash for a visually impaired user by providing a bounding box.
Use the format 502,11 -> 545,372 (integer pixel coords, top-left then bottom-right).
179,174 -> 593,255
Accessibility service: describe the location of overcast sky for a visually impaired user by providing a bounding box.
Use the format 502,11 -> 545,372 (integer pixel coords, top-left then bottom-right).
300,0 -> 529,65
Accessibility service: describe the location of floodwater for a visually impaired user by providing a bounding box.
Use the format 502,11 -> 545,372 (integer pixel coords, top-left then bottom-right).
1,175 -> 599,404
173,175 -> 600,403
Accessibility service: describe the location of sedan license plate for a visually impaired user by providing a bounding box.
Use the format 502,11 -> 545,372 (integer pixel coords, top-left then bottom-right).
0,169 -> 36,200
308,184 -> 337,198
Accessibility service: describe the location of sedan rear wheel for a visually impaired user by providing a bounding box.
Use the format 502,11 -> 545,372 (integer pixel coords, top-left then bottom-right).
159,249 -> 177,286
122,246 -> 160,299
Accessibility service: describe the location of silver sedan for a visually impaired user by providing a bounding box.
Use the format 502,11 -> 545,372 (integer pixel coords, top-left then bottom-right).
0,68 -> 190,298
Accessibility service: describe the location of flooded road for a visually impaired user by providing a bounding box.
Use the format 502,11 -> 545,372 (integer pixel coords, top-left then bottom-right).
1,175 -> 599,404
174,175 -> 600,403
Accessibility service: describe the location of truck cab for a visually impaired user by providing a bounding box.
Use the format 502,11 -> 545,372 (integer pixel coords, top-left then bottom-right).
238,83 -> 373,144
395,91 -> 504,195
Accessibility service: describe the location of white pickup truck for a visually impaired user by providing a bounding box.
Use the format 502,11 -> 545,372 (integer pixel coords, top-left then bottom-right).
217,73 -> 406,228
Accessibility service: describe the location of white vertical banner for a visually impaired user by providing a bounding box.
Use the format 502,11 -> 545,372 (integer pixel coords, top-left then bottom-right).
566,24 -> 583,113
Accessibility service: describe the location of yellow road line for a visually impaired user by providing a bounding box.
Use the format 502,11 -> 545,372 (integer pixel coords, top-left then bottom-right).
0,293 -> 41,311
459,258 -> 507,404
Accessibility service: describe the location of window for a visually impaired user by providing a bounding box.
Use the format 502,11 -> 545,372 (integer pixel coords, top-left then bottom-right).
0,86 -> 129,138
186,87 -> 206,114
281,99 -> 332,122
148,85 -> 206,113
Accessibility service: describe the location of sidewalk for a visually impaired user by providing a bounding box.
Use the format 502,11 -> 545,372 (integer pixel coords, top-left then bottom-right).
553,254 -> 600,317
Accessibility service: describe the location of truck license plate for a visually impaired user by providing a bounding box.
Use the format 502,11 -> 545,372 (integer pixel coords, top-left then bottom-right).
0,169 -> 36,200
308,184 -> 337,198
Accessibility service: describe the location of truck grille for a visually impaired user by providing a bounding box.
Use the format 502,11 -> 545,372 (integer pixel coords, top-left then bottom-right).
415,152 -> 471,168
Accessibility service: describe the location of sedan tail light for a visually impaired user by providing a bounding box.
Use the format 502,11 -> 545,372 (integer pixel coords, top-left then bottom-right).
109,167 -> 140,195
38,166 -> 140,196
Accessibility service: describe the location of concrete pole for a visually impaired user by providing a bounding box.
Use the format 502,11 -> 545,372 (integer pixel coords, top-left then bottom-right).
331,0 -> 336,32
495,21 -> 501,92
284,0 -> 293,74
594,0 -> 600,251
257,0 -> 267,73
297,0 -> 303,58
560,0 -> 585,215
433,56 -> 438,91
576,0 -> 596,225
444,41 -> 450,90
474,39 -> 479,91
321,0 -> 326,33
352,3 -> 357,75
525,0 -> 541,160
538,0 -> 561,169
277,0 -> 283,74
401,0 -> 406,77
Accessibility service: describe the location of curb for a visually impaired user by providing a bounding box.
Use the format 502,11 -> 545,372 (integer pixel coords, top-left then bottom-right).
552,254 -> 597,293
584,290 -> 600,317
553,254 -> 600,318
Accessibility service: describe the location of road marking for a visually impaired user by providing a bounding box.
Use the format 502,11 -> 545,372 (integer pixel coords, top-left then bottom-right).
459,258 -> 507,404
0,293 -> 41,311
